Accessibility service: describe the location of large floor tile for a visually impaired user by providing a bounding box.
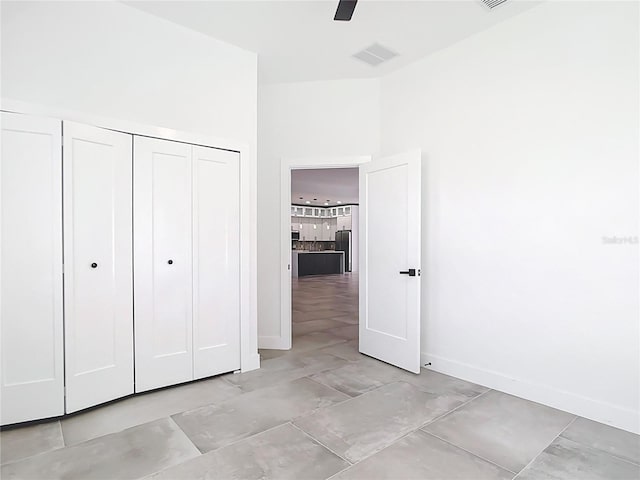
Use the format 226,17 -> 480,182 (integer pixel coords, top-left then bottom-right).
0,421 -> 64,465
310,356 -> 487,401
326,324 -> 359,340
316,340 -> 364,362
293,309 -> 346,323
333,430 -> 513,480
308,358 -> 389,397
424,390 -> 575,472
147,423 -> 349,480
172,377 -> 349,453
293,319 -> 350,337
61,376 -> 241,445
1,418 -> 199,480
560,417 -> 640,465
330,314 -> 359,325
259,348 -> 289,361
400,368 -> 489,399
224,351 -> 347,392
294,381 -> 461,463
516,436 -> 640,480
288,332 -> 347,354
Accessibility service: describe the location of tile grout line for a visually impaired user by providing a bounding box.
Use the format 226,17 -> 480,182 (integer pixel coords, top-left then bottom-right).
422,430 -> 518,476
58,419 -> 67,448
214,421 -> 298,452
420,387 -> 492,430
288,421 -> 353,466
303,376 -> 355,403
303,388 -> 498,475
556,434 -> 640,468
165,416 -> 203,455
335,420 -> 444,470
511,415 -> 578,479
322,391 -> 506,480
139,419 -> 298,480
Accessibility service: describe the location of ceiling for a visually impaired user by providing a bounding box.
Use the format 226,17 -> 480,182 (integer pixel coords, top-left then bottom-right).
124,0 -> 540,84
292,168 -> 359,206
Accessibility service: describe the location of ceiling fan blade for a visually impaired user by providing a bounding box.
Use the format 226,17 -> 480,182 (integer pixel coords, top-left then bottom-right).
334,0 -> 358,21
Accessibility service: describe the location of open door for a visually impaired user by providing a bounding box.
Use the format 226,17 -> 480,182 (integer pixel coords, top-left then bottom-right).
359,150 -> 421,373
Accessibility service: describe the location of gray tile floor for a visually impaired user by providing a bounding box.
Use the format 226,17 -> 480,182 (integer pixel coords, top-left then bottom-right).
1,273 -> 639,479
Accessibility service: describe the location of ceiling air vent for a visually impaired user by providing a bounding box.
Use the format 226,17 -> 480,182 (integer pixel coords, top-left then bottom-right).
480,0 -> 508,9
352,43 -> 398,67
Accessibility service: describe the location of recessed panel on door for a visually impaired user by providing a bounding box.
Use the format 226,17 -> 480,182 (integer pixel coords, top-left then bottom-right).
63,122 -> 133,413
359,150 -> 421,373
1,112 -> 64,424
192,146 -> 240,379
134,136 -> 193,392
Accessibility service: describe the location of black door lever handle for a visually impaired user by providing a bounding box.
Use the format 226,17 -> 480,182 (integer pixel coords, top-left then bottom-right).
399,269 -> 416,276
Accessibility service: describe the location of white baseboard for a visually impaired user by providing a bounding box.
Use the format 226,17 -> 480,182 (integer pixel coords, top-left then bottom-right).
421,352 -> 640,435
258,335 -> 290,350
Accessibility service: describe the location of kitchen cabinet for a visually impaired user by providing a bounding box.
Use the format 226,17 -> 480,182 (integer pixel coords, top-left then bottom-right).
337,214 -> 352,231
320,219 -> 331,241
291,204 -> 360,240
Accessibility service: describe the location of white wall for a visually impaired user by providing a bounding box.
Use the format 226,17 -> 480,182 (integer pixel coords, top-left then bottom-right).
258,79 -> 380,344
381,1 -> 639,433
1,1 -> 257,143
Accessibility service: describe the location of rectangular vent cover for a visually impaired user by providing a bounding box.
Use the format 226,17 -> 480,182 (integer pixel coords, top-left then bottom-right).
352,43 -> 398,67
480,0 -> 508,9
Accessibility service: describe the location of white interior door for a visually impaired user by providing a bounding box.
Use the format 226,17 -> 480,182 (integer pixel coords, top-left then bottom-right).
359,150 -> 421,373
192,146 -> 240,379
63,122 -> 134,413
1,112 -> 64,424
134,136 -> 193,392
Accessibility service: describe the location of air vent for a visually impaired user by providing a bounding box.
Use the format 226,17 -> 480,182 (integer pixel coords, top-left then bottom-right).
480,0 -> 508,9
352,43 -> 398,67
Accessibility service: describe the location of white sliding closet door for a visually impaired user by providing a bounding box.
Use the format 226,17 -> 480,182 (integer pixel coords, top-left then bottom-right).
1,112 -> 64,424
192,146 -> 240,378
63,122 -> 133,413
134,137 -> 193,392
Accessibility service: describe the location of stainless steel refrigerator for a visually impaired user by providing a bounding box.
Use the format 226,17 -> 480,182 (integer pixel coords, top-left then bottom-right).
335,230 -> 352,273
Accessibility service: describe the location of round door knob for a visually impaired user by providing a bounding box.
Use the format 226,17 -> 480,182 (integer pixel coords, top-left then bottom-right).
167,259 -> 173,265
91,262 -> 98,269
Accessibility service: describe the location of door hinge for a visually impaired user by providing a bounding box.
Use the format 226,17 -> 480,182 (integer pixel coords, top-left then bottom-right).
288,264 -> 291,270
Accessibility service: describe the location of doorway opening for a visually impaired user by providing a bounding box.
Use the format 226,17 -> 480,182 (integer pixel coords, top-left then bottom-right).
264,150 -> 421,372
265,155 -> 370,357
289,167 -> 360,354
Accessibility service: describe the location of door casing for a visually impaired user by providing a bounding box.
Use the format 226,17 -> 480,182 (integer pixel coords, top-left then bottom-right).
273,155 -> 371,351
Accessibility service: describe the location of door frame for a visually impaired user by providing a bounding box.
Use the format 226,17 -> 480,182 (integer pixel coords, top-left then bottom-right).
271,155 -> 371,350
1,97 -> 260,374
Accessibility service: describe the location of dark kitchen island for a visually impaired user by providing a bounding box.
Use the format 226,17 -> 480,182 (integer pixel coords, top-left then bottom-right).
292,251 -> 345,277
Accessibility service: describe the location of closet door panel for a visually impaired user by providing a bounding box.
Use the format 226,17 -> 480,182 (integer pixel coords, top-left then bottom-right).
134,137 -> 193,392
192,146 -> 240,379
1,113 -> 64,424
63,122 -> 133,413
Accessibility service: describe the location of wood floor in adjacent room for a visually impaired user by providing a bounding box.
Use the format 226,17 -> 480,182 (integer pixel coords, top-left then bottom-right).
1,273 -> 639,479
